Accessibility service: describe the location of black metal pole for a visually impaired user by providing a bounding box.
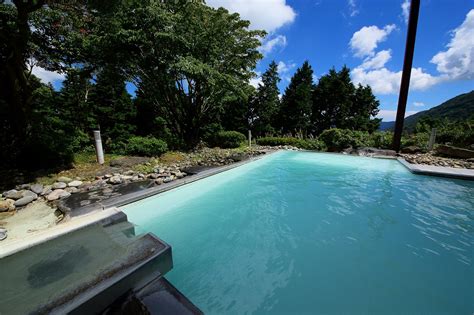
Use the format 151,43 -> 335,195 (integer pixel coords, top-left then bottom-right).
392,0 -> 420,152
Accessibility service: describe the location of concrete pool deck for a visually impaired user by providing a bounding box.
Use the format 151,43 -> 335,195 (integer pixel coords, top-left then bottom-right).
398,157 -> 474,180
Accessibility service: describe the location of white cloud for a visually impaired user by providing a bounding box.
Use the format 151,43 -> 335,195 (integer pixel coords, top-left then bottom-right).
249,71 -> 262,88
260,35 -> 287,54
206,0 -> 296,33
359,49 -> 392,70
376,110 -> 418,121
352,66 -> 441,95
430,9 -> 474,80
277,60 -> 296,81
348,0 -> 359,17
413,101 -> 425,107
31,66 -> 65,84
350,24 -> 396,58
401,0 -> 410,24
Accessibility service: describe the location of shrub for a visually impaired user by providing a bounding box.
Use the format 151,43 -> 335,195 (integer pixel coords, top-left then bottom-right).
125,136 -> 168,157
319,128 -> 371,151
209,131 -> 246,148
370,131 -> 393,149
256,137 -> 326,151
401,132 -> 429,151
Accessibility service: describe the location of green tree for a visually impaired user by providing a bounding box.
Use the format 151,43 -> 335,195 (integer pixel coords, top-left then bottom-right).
312,66 -> 380,134
114,1 -> 264,148
251,61 -> 280,137
88,66 -> 135,150
278,61 -> 314,135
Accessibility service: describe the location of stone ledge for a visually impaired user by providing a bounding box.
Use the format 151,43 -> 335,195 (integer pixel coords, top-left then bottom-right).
398,158 -> 474,181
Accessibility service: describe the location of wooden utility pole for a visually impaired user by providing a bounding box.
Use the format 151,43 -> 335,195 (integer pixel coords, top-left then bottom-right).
392,0 -> 421,152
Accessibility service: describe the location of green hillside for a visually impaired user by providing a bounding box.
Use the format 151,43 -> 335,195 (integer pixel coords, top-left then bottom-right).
404,90 -> 474,132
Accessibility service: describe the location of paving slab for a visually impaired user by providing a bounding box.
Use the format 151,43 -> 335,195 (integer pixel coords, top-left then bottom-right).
398,158 -> 474,180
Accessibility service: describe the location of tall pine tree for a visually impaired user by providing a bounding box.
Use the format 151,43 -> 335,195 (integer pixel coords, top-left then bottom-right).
251,61 -> 281,136
278,61 -> 314,135
312,66 -> 380,134
88,66 -> 135,148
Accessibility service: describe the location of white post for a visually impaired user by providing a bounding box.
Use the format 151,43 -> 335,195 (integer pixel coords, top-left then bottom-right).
428,128 -> 437,151
93,130 -> 105,165
248,130 -> 252,148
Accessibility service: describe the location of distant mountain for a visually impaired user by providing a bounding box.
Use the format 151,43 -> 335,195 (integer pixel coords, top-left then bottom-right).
403,90 -> 474,131
379,120 -> 395,131
378,90 -> 474,132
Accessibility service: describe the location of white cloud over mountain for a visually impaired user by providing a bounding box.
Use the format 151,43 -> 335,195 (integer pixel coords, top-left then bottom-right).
376,109 -> 418,121
430,9 -> 474,80
350,9 -> 474,95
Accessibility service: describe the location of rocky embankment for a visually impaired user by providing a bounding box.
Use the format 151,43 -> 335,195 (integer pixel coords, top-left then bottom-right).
400,153 -> 474,169
0,147 -> 273,214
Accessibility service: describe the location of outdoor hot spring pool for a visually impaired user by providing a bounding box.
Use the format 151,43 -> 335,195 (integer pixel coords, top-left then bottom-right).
122,151 -> 474,314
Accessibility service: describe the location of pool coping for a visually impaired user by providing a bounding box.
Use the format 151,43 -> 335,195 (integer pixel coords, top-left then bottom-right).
397,157 -> 474,180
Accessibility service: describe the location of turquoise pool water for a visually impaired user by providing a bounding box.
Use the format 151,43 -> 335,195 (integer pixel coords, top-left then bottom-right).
123,151 -> 474,314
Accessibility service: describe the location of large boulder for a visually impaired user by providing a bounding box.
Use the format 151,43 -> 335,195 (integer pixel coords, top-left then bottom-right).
0,199 -> 15,212
3,189 -> 23,200
401,146 -> 422,154
30,183 -> 44,194
109,156 -> 150,168
52,182 -> 67,189
436,145 -> 474,159
14,195 -> 36,207
68,180 -> 83,187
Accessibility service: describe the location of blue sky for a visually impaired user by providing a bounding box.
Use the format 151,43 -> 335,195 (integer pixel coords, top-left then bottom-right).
36,0 -> 474,122
207,0 -> 474,121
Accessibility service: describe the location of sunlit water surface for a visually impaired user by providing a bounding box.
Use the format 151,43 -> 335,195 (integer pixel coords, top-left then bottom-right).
123,151 -> 474,314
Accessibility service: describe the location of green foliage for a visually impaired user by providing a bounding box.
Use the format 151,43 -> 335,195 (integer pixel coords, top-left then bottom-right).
88,66 -> 136,147
401,133 -> 430,150
312,66 -> 380,134
319,128 -> 372,151
404,90 -> 474,131
371,132 -> 393,149
278,61 -> 314,135
209,131 -> 247,149
124,136 -> 168,157
251,61 -> 280,136
257,137 -> 326,151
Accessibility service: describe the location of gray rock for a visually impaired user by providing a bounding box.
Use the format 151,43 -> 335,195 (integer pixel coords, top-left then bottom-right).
163,177 -> 172,183
21,190 -> 38,200
57,176 -> 72,183
47,189 -> 64,201
149,173 -> 159,179
0,228 -> 6,241
14,195 -> 35,207
108,176 -> 122,185
155,178 -> 164,185
41,185 -> 52,196
4,189 -> 23,200
30,183 -> 44,194
17,184 -> 30,190
65,187 -> 79,194
0,199 -> 15,212
52,182 -> 67,189
68,180 -> 83,187
401,146 -> 422,154
59,191 -> 71,199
